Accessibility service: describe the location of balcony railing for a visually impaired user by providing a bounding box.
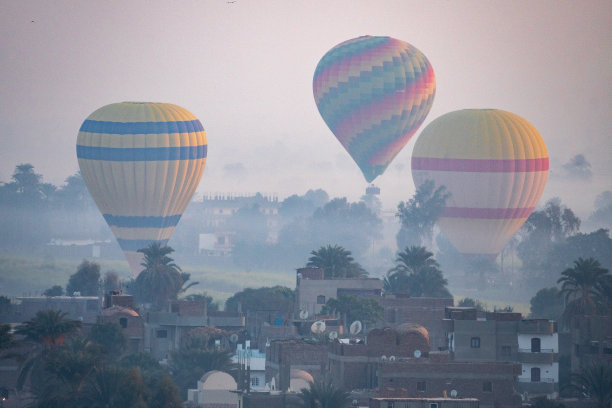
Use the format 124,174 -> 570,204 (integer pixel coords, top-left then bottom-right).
519,348 -> 555,353
518,377 -> 556,383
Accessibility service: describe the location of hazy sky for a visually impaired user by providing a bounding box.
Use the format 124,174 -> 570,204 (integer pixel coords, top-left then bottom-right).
1,1 -> 611,216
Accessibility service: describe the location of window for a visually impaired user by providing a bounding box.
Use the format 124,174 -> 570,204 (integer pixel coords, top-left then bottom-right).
417,381 -> 426,392
156,330 -> 168,338
251,377 -> 259,387
317,295 -> 326,305
119,317 -> 127,328
386,403 -> 394,408
501,345 -> 511,356
531,337 -> 541,352
531,367 -> 541,382
429,404 -> 439,408
483,381 -> 492,392
471,337 -> 481,348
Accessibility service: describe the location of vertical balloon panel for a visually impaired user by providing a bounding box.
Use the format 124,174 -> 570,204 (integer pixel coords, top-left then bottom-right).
313,36 -> 436,183
411,109 -> 548,257
77,102 -> 207,275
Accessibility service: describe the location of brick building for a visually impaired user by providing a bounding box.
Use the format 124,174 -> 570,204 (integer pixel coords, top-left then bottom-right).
369,397 -> 479,408
569,313 -> 612,373
99,306 -> 144,353
381,295 -> 454,351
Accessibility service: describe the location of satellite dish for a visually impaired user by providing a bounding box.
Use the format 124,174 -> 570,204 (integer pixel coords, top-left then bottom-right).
381,355 -> 388,361
389,355 -> 396,361
328,330 -> 338,340
414,349 -> 421,358
230,333 -> 239,343
299,309 -> 309,320
450,390 -> 458,398
311,320 -> 326,334
349,320 -> 362,335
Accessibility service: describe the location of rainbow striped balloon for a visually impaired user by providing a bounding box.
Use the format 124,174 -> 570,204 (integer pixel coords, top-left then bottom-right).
313,36 -> 436,183
77,102 -> 207,275
411,109 -> 549,257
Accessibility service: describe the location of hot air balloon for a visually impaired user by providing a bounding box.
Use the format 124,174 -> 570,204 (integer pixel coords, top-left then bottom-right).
76,102 -> 207,275
411,109 -> 548,257
313,35 -> 436,183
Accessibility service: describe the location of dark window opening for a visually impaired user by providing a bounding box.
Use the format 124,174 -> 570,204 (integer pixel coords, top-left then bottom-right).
531,337 -> 541,353
119,317 -> 127,328
501,345 -> 511,356
157,330 -> 168,339
317,295 -> 326,305
471,337 -> 480,348
417,381 -> 426,392
531,367 -> 541,382
483,381 -> 492,392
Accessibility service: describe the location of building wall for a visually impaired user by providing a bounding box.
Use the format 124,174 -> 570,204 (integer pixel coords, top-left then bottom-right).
296,277 -> 382,317
517,333 -> 558,353
265,340 -> 328,392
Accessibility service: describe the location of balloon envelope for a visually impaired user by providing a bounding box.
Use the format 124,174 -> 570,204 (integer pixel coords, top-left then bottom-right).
77,102 -> 207,275
411,109 -> 548,257
313,35 -> 436,183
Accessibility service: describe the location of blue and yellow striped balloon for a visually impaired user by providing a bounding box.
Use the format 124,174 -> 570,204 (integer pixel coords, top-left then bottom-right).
313,36 -> 436,183
77,102 -> 207,275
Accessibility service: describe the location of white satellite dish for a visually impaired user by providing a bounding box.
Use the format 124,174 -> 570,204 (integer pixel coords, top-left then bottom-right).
311,320 -> 326,334
381,355 -> 387,361
450,389 -> 458,398
230,333 -> 239,343
299,309 -> 309,320
414,349 -> 421,358
328,330 -> 338,340
389,355 -> 396,361
349,320 -> 362,335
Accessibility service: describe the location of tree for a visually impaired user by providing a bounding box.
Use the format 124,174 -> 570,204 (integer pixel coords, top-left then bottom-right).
457,297 -> 487,312
170,346 -> 233,398
14,310 -> 82,390
66,260 -> 101,296
320,295 -> 382,327
148,374 -> 183,408
89,322 -> 127,359
102,271 -> 121,294
0,324 -> 14,353
82,366 -> 147,408
182,292 -> 219,312
558,257 -> 611,324
134,243 -> 191,309
225,286 -> 294,313
298,379 -> 349,408
529,287 -> 564,321
384,246 -> 451,298
396,180 -> 450,249
565,363 -> 612,408
44,285 -> 64,297
307,245 -> 367,279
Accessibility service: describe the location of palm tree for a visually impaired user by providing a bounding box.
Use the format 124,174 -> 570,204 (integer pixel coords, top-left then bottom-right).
298,379 -> 349,408
558,257 -> 611,324
14,310 -> 81,391
135,243 -> 195,309
565,363 -> 612,408
307,244 -> 367,279
384,246 -> 451,297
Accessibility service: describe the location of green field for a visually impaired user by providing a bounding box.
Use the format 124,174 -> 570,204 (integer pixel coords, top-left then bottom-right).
0,253 -> 530,314
0,254 -> 295,306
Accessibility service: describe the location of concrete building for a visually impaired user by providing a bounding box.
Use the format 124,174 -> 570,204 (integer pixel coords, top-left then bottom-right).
444,307 -> 559,399
13,295 -> 101,324
265,339 -> 328,392
99,306 -> 144,354
369,397 -> 479,408
568,313 -> 612,373
295,267 -> 382,318
187,370 -> 239,407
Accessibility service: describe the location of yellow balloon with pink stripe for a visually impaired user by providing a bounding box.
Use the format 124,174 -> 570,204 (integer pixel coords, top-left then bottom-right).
411,109 -> 548,257
77,102 -> 207,275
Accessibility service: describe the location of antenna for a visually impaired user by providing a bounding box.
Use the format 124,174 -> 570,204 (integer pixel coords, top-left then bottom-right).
311,320 -> 326,334
328,330 -> 338,340
299,309 -> 309,320
349,320 -> 362,335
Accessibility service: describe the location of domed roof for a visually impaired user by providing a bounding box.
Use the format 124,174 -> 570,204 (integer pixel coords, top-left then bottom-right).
100,305 -> 139,317
396,323 -> 429,341
290,368 -> 314,383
